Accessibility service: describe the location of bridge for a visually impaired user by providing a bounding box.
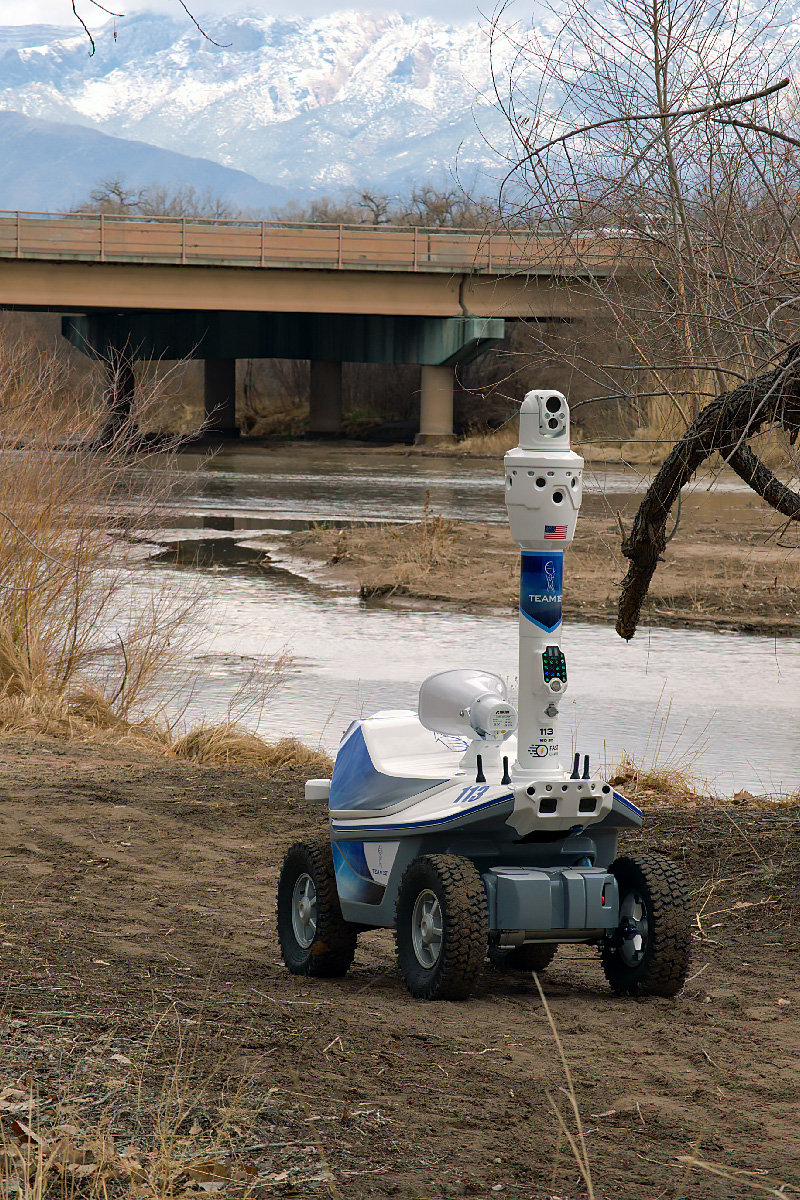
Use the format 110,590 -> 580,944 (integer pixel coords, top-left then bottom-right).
0,211 -> 615,441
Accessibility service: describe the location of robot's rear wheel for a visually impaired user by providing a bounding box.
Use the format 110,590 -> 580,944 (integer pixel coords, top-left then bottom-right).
488,943 -> 558,973
276,840 -> 358,977
601,853 -> 692,997
395,854 -> 488,1001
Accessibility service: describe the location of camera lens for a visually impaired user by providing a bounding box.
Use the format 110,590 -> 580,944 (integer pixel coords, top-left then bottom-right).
548,417 -> 559,429
552,490 -> 563,503
546,395 -> 562,413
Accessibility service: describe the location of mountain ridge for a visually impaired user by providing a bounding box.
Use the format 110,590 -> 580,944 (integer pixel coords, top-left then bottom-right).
0,10 -> 513,197
0,109 -> 293,213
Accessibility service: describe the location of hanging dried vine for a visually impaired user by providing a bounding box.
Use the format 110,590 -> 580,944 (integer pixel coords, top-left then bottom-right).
617,344 -> 800,639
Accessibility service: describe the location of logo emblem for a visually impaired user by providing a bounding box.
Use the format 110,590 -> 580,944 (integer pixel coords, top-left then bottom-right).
544,560 -> 555,592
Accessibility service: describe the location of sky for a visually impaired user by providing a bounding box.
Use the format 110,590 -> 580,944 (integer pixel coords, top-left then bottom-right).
0,0 -> 486,27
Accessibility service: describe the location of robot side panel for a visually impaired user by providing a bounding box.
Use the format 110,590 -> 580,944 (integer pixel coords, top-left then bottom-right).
328,721 -> 450,813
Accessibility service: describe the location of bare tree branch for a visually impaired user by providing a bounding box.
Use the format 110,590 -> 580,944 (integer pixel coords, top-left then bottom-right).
490,0 -> 800,636
714,119 -> 800,151
174,0 -> 232,47
617,346 -> 800,640
520,81 -> 789,157
72,1 -> 97,56
71,0 -> 231,54
86,0 -> 124,14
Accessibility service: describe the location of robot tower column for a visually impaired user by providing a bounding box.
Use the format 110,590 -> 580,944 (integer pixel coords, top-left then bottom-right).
504,391 -> 583,783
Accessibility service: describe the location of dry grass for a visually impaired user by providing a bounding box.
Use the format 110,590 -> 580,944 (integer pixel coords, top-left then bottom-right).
0,331 -> 332,775
243,397 -> 309,440
607,751 -> 704,805
0,1013 -> 306,1200
0,687 -> 168,750
412,419 -> 520,458
169,724 -> 332,776
604,689 -> 712,804
359,491 -> 460,597
160,650 -> 328,776
0,335 -> 206,725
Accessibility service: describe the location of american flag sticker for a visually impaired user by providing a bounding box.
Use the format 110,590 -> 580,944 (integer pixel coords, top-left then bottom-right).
544,525 -> 568,540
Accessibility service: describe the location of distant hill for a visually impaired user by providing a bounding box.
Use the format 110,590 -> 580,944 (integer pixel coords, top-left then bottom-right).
0,110 -> 294,214
0,11 -> 512,196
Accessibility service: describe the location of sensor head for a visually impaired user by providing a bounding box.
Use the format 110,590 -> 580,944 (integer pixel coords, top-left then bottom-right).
518,390 -> 569,449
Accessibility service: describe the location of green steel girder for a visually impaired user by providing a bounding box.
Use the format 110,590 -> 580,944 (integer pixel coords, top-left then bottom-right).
62,311 -> 505,366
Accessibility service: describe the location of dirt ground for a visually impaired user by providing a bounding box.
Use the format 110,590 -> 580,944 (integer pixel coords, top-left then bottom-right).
1,736 -> 798,1199
272,497 -> 800,636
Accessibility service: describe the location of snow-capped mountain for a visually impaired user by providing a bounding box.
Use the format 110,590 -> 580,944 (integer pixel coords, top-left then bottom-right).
0,11 -> 514,198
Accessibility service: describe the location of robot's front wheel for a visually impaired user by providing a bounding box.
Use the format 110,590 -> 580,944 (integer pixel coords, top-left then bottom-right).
395,854 -> 488,1001
601,853 -> 692,997
276,841 -> 358,977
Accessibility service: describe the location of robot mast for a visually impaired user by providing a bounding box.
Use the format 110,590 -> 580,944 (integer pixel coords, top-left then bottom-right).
504,391 -> 584,784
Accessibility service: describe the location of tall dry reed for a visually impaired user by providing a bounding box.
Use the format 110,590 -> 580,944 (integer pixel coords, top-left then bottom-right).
0,332 -> 201,733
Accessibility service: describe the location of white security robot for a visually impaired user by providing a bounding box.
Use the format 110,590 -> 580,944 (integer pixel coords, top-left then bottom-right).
277,391 -> 692,1000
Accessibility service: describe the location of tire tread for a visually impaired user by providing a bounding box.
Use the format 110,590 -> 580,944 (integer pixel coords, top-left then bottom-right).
277,840 -> 358,978
395,854 -> 488,1000
602,852 -> 692,997
489,943 -> 558,973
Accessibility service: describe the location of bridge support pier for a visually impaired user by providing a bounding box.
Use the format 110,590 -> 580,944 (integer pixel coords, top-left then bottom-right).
416,364 -> 456,445
204,358 -> 238,436
308,360 -> 343,436
102,348 -> 135,440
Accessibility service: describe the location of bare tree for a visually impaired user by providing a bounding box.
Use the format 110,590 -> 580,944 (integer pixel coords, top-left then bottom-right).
272,186 -> 500,229
400,185 -> 497,228
75,177 -> 252,220
491,0 -> 800,636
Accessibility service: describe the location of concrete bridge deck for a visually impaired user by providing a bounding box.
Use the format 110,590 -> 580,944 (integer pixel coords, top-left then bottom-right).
0,211 -> 614,320
0,210 -> 613,276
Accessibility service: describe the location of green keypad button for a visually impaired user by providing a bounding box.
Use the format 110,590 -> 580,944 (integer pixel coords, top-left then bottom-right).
542,647 -> 567,681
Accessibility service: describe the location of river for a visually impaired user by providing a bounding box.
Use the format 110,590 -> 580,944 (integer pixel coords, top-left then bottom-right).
135,445 -> 800,797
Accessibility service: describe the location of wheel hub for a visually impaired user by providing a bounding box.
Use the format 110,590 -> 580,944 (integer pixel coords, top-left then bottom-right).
618,890 -> 648,966
411,889 -> 443,969
291,872 -> 318,949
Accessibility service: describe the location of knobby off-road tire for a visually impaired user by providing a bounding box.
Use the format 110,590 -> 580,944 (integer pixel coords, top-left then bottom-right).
601,853 -> 692,997
276,840 -> 358,978
488,943 -> 558,973
395,854 -> 488,1001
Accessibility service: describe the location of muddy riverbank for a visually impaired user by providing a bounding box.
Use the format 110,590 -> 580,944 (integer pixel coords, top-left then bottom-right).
0,734 -> 797,1199
269,498 -> 800,636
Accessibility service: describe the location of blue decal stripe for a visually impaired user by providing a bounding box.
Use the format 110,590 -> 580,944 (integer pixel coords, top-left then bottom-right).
520,609 -> 562,633
332,842 -> 385,904
613,789 -> 642,816
335,840 -> 371,877
329,724 -> 440,812
331,793 -> 513,835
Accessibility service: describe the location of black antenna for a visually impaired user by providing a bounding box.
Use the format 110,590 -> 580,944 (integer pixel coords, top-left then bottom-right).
501,756 -> 511,785
571,753 -> 580,780
476,754 -> 486,784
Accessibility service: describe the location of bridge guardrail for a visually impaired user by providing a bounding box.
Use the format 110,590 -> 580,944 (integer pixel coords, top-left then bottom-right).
0,211 -> 620,275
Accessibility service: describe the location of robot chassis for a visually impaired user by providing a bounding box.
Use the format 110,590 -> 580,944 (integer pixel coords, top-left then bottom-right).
277,391 -> 692,1001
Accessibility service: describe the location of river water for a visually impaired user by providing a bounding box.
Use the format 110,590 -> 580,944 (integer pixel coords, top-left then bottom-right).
161,444 -> 766,527
137,446 -> 800,797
